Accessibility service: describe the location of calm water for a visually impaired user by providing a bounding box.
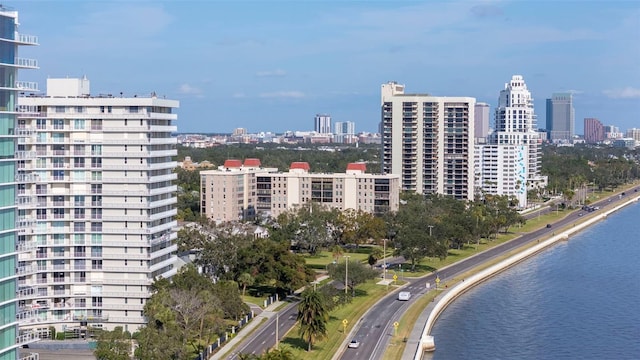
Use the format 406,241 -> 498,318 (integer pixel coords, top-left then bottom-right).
430,200 -> 640,360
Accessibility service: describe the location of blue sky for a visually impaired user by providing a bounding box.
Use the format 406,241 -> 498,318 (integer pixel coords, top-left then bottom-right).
11,0 -> 640,134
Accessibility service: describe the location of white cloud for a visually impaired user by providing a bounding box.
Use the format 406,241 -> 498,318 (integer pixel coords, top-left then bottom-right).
603,87 -> 640,99
256,69 -> 287,77
259,91 -> 305,99
232,92 -> 247,98
178,84 -> 202,96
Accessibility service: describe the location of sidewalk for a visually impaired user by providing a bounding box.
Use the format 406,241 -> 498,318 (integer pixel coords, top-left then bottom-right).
210,274 -> 330,360
209,299 -> 285,360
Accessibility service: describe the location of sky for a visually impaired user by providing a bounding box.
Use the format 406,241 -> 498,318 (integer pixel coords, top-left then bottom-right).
9,0 -> 640,134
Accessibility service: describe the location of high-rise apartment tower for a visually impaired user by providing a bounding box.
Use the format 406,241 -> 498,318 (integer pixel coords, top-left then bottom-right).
314,114 -> 331,134
476,75 -> 546,207
16,78 -> 179,333
584,118 -> 605,144
0,5 -> 40,356
381,82 -> 475,200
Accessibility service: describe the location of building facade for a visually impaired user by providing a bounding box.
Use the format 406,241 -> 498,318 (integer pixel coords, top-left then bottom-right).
625,128 -> 640,143
334,121 -> 356,144
474,102 -> 490,141
0,6 -> 40,357
200,159 -> 278,222
380,82 -> 475,200
314,114 -> 331,134
201,161 -> 400,221
476,75 -> 546,208
16,78 -> 179,332
584,118 -> 605,144
545,92 -> 575,142
475,145 -> 528,206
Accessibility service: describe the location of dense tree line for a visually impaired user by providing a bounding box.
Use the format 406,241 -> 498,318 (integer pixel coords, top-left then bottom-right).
177,143 -> 381,174
541,144 -> 640,203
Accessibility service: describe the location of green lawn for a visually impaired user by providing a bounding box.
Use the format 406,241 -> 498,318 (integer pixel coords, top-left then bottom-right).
278,280 -> 396,359
304,250 -> 370,270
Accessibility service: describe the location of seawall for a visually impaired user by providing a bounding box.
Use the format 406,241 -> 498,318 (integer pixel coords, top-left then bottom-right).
411,192 -> 640,360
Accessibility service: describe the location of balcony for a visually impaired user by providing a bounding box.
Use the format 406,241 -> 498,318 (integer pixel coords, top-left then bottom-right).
16,33 -> 39,45
16,332 -> 39,347
72,314 -> 109,322
13,57 -> 39,69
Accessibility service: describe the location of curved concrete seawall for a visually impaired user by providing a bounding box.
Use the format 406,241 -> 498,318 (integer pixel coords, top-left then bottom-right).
412,193 -> 640,360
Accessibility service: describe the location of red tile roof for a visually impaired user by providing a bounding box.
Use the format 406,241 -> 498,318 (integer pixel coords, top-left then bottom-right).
223,159 -> 242,168
290,162 -> 310,171
244,158 -> 261,167
346,163 -> 366,172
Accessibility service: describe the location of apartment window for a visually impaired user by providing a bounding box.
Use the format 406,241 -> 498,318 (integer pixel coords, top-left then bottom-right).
91,234 -> 102,245
92,260 -> 102,270
91,223 -> 102,232
91,145 -> 102,155
92,297 -> 102,307
91,158 -> 102,168
55,106 -> 65,113
74,222 -> 85,232
91,246 -> 102,257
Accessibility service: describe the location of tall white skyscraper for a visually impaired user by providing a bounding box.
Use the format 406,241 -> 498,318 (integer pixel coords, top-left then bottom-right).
16,78 -> 179,332
1,5 -> 41,356
476,75 -> 546,207
381,81 -> 475,200
314,114 -> 331,134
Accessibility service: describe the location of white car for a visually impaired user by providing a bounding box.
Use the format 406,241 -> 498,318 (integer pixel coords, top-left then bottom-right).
348,340 -> 360,348
398,291 -> 411,301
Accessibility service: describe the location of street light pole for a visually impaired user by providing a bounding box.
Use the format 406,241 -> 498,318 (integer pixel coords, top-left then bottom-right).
383,237 -> 386,281
386,230 -> 396,282
344,255 -> 350,295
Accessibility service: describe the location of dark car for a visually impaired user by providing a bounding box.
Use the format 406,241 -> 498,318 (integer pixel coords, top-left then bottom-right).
546,224 -> 552,228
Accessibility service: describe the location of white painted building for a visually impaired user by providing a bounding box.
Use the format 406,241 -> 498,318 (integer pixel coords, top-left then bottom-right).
334,121 -> 356,143
381,81 -> 475,200
476,75 -> 546,208
16,78 -> 179,332
474,144 -> 528,206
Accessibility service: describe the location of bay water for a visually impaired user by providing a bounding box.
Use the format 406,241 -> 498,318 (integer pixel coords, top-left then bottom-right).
430,201 -> 640,360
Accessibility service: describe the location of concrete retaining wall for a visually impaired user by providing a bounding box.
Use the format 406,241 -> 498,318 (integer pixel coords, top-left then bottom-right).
413,193 -> 640,360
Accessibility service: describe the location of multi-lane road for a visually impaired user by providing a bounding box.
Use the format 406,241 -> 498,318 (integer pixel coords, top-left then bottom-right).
228,188 -> 638,360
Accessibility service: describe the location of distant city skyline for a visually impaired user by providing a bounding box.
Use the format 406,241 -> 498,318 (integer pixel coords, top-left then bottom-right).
11,0 -> 640,134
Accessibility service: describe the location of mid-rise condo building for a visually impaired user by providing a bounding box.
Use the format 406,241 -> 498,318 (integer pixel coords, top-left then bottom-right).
200,160 -> 400,221
16,77 -> 179,333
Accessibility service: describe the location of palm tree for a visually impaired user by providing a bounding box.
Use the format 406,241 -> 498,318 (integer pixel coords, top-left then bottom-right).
331,245 -> 343,262
237,272 -> 254,297
297,288 -> 329,351
263,346 -> 295,360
